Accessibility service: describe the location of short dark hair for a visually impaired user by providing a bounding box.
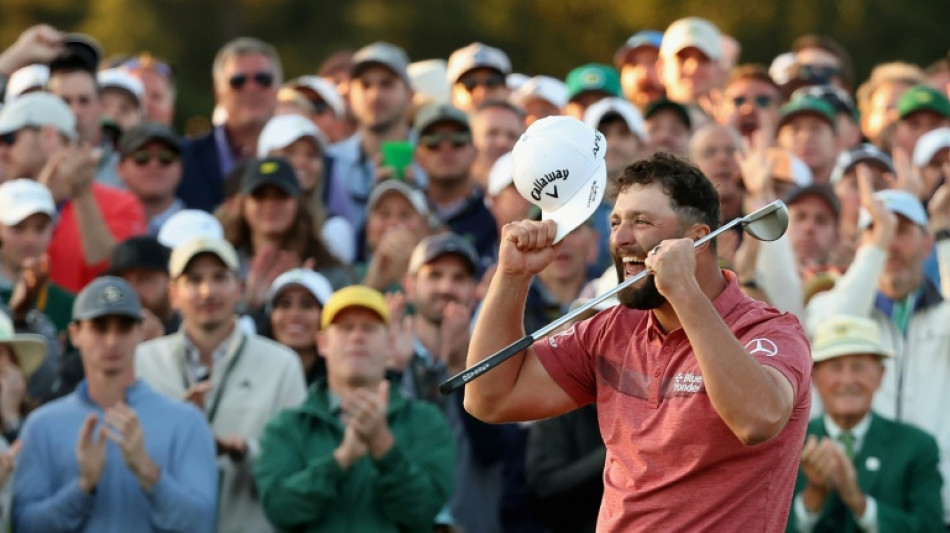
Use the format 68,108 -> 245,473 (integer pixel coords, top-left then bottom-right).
726,63 -> 780,92
615,152 -> 721,239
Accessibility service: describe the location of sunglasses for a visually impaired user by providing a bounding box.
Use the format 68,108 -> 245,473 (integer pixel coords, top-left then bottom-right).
459,74 -> 506,92
131,149 -> 178,166
0,127 -> 37,147
796,64 -> 840,84
229,71 -> 275,90
732,95 -> 774,109
419,132 -> 472,150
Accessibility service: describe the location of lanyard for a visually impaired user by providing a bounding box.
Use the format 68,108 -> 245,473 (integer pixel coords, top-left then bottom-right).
179,333 -> 248,424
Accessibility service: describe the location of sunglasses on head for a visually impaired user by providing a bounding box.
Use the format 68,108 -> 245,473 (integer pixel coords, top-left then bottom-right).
419,132 -> 472,150
459,73 -> 506,92
732,95 -> 774,109
131,149 -> 178,166
229,71 -> 275,90
797,64 -> 840,84
122,56 -> 173,79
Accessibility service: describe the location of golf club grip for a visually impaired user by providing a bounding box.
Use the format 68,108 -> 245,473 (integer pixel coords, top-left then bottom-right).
439,335 -> 535,395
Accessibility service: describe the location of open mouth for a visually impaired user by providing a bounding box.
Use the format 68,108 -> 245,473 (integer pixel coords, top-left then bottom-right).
621,255 -> 647,279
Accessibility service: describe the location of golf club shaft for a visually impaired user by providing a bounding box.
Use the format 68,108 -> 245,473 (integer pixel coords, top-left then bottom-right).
438,215 -> 747,396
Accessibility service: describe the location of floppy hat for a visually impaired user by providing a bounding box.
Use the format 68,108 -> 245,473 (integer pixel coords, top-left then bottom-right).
511,115 -> 607,243
0,312 -> 46,381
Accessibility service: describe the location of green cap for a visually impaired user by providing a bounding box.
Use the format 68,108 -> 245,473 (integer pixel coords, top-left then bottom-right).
897,84 -> 950,120
778,95 -> 836,131
565,63 -> 621,102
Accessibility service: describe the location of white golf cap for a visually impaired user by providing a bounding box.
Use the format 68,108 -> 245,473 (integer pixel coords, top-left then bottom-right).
583,97 -> 647,142
366,179 -> 429,217
912,127 -> 950,167
0,91 -> 77,140
811,315 -> 892,362
97,68 -> 145,106
4,64 -> 50,103
858,189 -> 928,231
507,73 -> 529,91
660,17 -> 722,61
487,151 -> 515,197
0,179 -> 56,226
257,114 -> 328,157
511,75 -> 569,109
157,209 -> 225,249
290,75 -> 346,118
512,115 -> 607,244
169,237 -> 239,278
408,60 -> 451,106
266,268 -> 333,312
768,52 -> 796,86
446,42 -> 511,84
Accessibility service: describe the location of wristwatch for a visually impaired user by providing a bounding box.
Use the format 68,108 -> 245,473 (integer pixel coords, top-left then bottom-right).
935,227 -> 950,242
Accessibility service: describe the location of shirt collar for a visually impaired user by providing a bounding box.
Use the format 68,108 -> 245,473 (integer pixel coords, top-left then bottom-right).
147,198 -> 185,236
823,412 -> 872,452
646,269 -> 742,338
182,319 -> 241,375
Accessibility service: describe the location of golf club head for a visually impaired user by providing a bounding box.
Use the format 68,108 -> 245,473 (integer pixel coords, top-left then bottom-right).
741,200 -> 789,241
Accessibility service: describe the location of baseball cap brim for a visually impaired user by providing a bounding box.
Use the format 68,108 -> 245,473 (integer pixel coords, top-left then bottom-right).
542,159 -> 607,244
320,286 -> 390,329
813,339 -> 893,363
169,238 -> 240,278
1,334 -> 47,380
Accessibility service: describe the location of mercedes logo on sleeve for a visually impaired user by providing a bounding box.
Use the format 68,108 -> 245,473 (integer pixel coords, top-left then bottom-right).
745,338 -> 779,357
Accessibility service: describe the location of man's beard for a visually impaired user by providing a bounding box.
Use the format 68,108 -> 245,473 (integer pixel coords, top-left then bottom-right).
614,258 -> 667,310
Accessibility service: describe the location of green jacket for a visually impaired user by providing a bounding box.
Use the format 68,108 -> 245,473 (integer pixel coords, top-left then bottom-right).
786,412 -> 943,532
254,379 -> 455,533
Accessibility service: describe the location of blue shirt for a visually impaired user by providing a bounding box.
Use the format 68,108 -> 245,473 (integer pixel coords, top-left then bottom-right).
13,380 -> 218,533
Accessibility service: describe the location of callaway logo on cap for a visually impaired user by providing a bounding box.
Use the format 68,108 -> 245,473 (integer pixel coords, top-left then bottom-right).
511,116 -> 607,243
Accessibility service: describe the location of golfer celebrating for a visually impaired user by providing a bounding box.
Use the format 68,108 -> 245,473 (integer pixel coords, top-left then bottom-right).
465,117 -> 812,532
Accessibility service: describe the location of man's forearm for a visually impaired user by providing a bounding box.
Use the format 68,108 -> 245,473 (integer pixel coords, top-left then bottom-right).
464,272 -> 531,417
669,285 -> 791,444
71,190 -> 116,265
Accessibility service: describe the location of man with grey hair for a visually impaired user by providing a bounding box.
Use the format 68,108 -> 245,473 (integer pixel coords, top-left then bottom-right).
178,37 -> 282,212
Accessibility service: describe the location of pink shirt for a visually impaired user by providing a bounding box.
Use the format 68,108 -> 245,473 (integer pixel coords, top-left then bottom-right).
535,271 -> 812,532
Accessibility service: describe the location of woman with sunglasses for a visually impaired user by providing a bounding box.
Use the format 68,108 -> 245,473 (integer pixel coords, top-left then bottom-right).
218,157 -> 354,311
260,269 -> 332,385
257,113 -> 356,264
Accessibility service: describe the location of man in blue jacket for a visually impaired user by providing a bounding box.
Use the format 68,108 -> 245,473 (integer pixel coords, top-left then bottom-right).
13,277 -> 218,533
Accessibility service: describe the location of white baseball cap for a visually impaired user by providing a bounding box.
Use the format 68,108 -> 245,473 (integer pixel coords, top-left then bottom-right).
290,75 -> 346,118
257,114 -> 328,157
4,64 -> 49,103
157,209 -> 225,249
858,189 -> 928,231
0,92 -> 77,140
487,151 -> 515,197
811,315 -> 892,362
912,127 -> 950,167
408,60 -> 451,106
511,116 -> 607,243
446,42 -> 511,84
583,97 -> 647,142
511,75 -> 569,109
0,179 -> 56,226
366,179 -> 429,217
266,268 -> 333,312
507,73 -> 529,91
97,68 -> 145,107
660,17 -> 722,61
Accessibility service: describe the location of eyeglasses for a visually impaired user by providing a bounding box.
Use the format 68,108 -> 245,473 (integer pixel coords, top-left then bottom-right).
130,149 -> 178,166
229,71 -> 275,90
731,95 -> 774,109
419,132 -> 472,150
459,73 -> 506,92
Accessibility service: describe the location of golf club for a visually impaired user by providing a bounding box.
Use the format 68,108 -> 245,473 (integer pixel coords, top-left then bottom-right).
439,199 -> 789,395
